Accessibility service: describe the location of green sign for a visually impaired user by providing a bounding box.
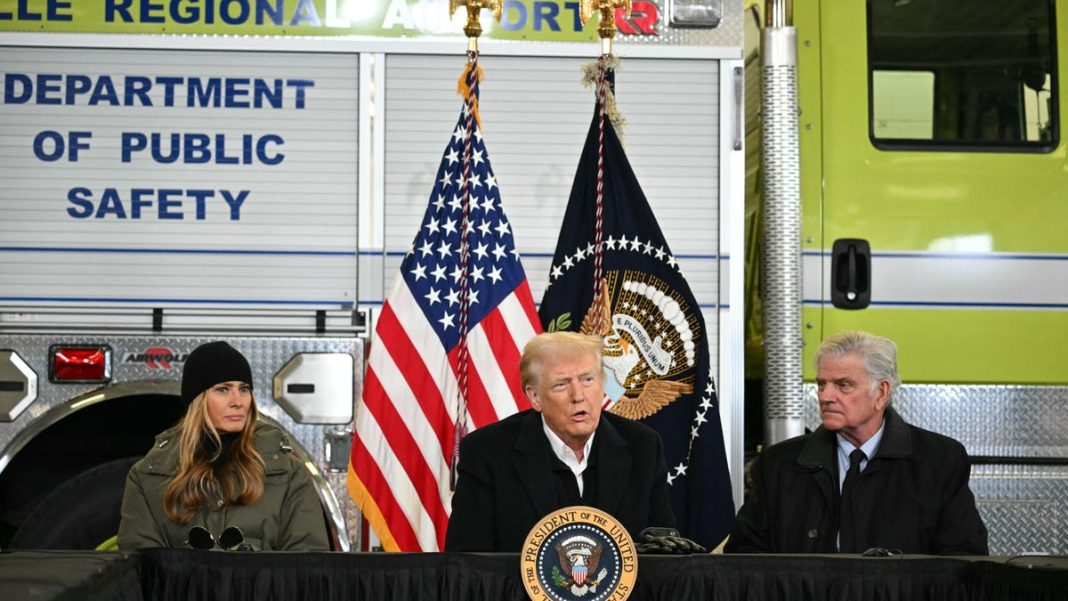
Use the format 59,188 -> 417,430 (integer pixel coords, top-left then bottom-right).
0,0 -> 620,42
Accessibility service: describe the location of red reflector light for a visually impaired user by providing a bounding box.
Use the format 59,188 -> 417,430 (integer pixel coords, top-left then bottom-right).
51,346 -> 111,383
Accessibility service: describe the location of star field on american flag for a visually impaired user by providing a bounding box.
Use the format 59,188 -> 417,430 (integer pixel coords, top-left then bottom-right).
400,107 -> 525,349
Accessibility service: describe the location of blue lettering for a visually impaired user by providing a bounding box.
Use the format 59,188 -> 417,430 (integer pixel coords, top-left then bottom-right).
220,0 -> 250,25
257,0 -> 283,24
155,77 -> 182,106
33,130 -> 65,161
8,0 -> 40,20
188,77 -> 221,107
65,75 -> 92,104
96,188 -> 128,219
563,2 -> 581,30
286,79 -> 314,109
289,0 -> 320,26
500,0 -> 526,30
124,76 -> 153,106
0,0 -> 70,20
49,0 -> 73,20
105,0 -> 133,22
36,74 -> 62,105
187,189 -> 214,220
141,0 -> 165,23
121,132 -> 147,162
534,2 -> 561,31
4,74 -> 32,104
254,79 -> 282,108
130,188 -> 154,218
170,0 -> 199,23
225,78 -> 250,108
158,189 -> 183,219
185,134 -> 211,163
150,133 -> 181,163
221,190 -> 249,220
258,134 -> 284,165
216,133 -> 239,164
63,188 -> 246,221
88,76 -> 119,106
68,131 -> 92,161
67,187 -> 94,218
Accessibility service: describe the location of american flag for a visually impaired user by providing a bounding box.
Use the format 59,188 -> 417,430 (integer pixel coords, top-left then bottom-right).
347,59 -> 541,552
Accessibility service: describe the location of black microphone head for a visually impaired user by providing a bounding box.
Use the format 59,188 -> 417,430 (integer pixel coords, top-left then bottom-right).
219,526 -> 245,551
187,526 -> 214,550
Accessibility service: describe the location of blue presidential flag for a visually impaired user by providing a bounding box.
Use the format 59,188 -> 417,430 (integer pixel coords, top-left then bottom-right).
539,81 -> 735,548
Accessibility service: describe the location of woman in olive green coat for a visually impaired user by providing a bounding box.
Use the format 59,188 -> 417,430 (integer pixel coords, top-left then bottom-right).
117,341 -> 330,551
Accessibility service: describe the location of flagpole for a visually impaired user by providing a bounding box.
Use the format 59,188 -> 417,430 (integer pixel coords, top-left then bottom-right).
447,0 -> 502,489
577,0 -> 630,332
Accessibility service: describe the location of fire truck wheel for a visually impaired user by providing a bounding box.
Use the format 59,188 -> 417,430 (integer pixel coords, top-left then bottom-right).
10,456 -> 141,550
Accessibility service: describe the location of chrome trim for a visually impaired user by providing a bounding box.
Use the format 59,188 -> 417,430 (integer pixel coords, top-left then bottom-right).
761,22 -> 805,444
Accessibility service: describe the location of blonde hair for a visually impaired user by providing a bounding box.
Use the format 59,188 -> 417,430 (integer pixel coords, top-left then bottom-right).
520,331 -> 604,389
162,391 -> 265,524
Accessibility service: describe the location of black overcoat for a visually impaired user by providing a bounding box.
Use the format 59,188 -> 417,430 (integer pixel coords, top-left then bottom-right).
445,409 -> 676,552
725,408 -> 988,555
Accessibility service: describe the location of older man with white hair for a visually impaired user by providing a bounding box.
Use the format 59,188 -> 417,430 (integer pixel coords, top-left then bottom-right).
725,331 -> 988,555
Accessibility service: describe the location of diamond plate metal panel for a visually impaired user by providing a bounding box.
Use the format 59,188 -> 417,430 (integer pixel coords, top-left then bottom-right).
801,383 -> 1068,554
617,0 -> 744,48
972,464 -> 1068,555
0,333 -> 364,549
803,384 -> 1068,458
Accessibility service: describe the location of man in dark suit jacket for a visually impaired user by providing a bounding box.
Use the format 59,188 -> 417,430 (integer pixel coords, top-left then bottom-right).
445,332 -> 676,552
725,331 -> 988,555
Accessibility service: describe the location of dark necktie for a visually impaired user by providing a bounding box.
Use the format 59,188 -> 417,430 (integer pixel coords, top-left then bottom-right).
839,449 -> 866,553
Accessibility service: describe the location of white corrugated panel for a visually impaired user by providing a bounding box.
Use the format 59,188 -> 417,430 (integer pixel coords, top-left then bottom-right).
381,53 -> 720,309
0,46 -> 359,308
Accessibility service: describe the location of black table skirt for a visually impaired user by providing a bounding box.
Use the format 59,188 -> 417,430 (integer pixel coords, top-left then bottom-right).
3,549 -> 1065,601
135,549 -> 1068,601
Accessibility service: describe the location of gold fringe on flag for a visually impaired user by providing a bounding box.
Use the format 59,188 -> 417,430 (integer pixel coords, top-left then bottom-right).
457,58 -> 485,131
581,56 -> 626,142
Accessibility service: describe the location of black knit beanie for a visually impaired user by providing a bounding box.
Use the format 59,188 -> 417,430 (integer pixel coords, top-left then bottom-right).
181,341 -> 253,405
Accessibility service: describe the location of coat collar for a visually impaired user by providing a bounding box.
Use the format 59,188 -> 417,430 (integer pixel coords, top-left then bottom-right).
796,407 -> 912,466
141,421 -> 292,476
513,411 -> 631,518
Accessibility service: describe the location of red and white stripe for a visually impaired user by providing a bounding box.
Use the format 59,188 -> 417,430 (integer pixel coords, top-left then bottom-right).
350,276 -> 540,551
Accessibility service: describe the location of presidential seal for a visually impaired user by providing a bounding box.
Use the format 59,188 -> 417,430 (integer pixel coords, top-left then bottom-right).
579,273 -> 697,420
520,505 -> 637,601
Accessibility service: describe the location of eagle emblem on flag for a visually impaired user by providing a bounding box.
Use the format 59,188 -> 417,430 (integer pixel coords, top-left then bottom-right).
579,271 -> 696,420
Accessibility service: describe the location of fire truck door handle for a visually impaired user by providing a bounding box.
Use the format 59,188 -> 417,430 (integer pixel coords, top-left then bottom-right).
831,238 -> 871,309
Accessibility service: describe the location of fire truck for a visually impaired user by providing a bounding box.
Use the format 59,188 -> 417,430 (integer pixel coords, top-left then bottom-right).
749,0 -> 1068,554
0,0 -> 746,549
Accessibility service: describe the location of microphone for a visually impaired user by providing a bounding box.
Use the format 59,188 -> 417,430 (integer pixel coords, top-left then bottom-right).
860,547 -> 902,557
185,525 -> 253,551
219,526 -> 253,551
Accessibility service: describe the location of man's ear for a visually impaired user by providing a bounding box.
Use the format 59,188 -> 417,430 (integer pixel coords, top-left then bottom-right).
526,386 -> 542,412
874,380 -> 891,411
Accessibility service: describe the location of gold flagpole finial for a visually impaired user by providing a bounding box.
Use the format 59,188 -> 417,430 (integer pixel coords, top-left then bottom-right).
449,0 -> 503,52
578,0 -> 631,55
